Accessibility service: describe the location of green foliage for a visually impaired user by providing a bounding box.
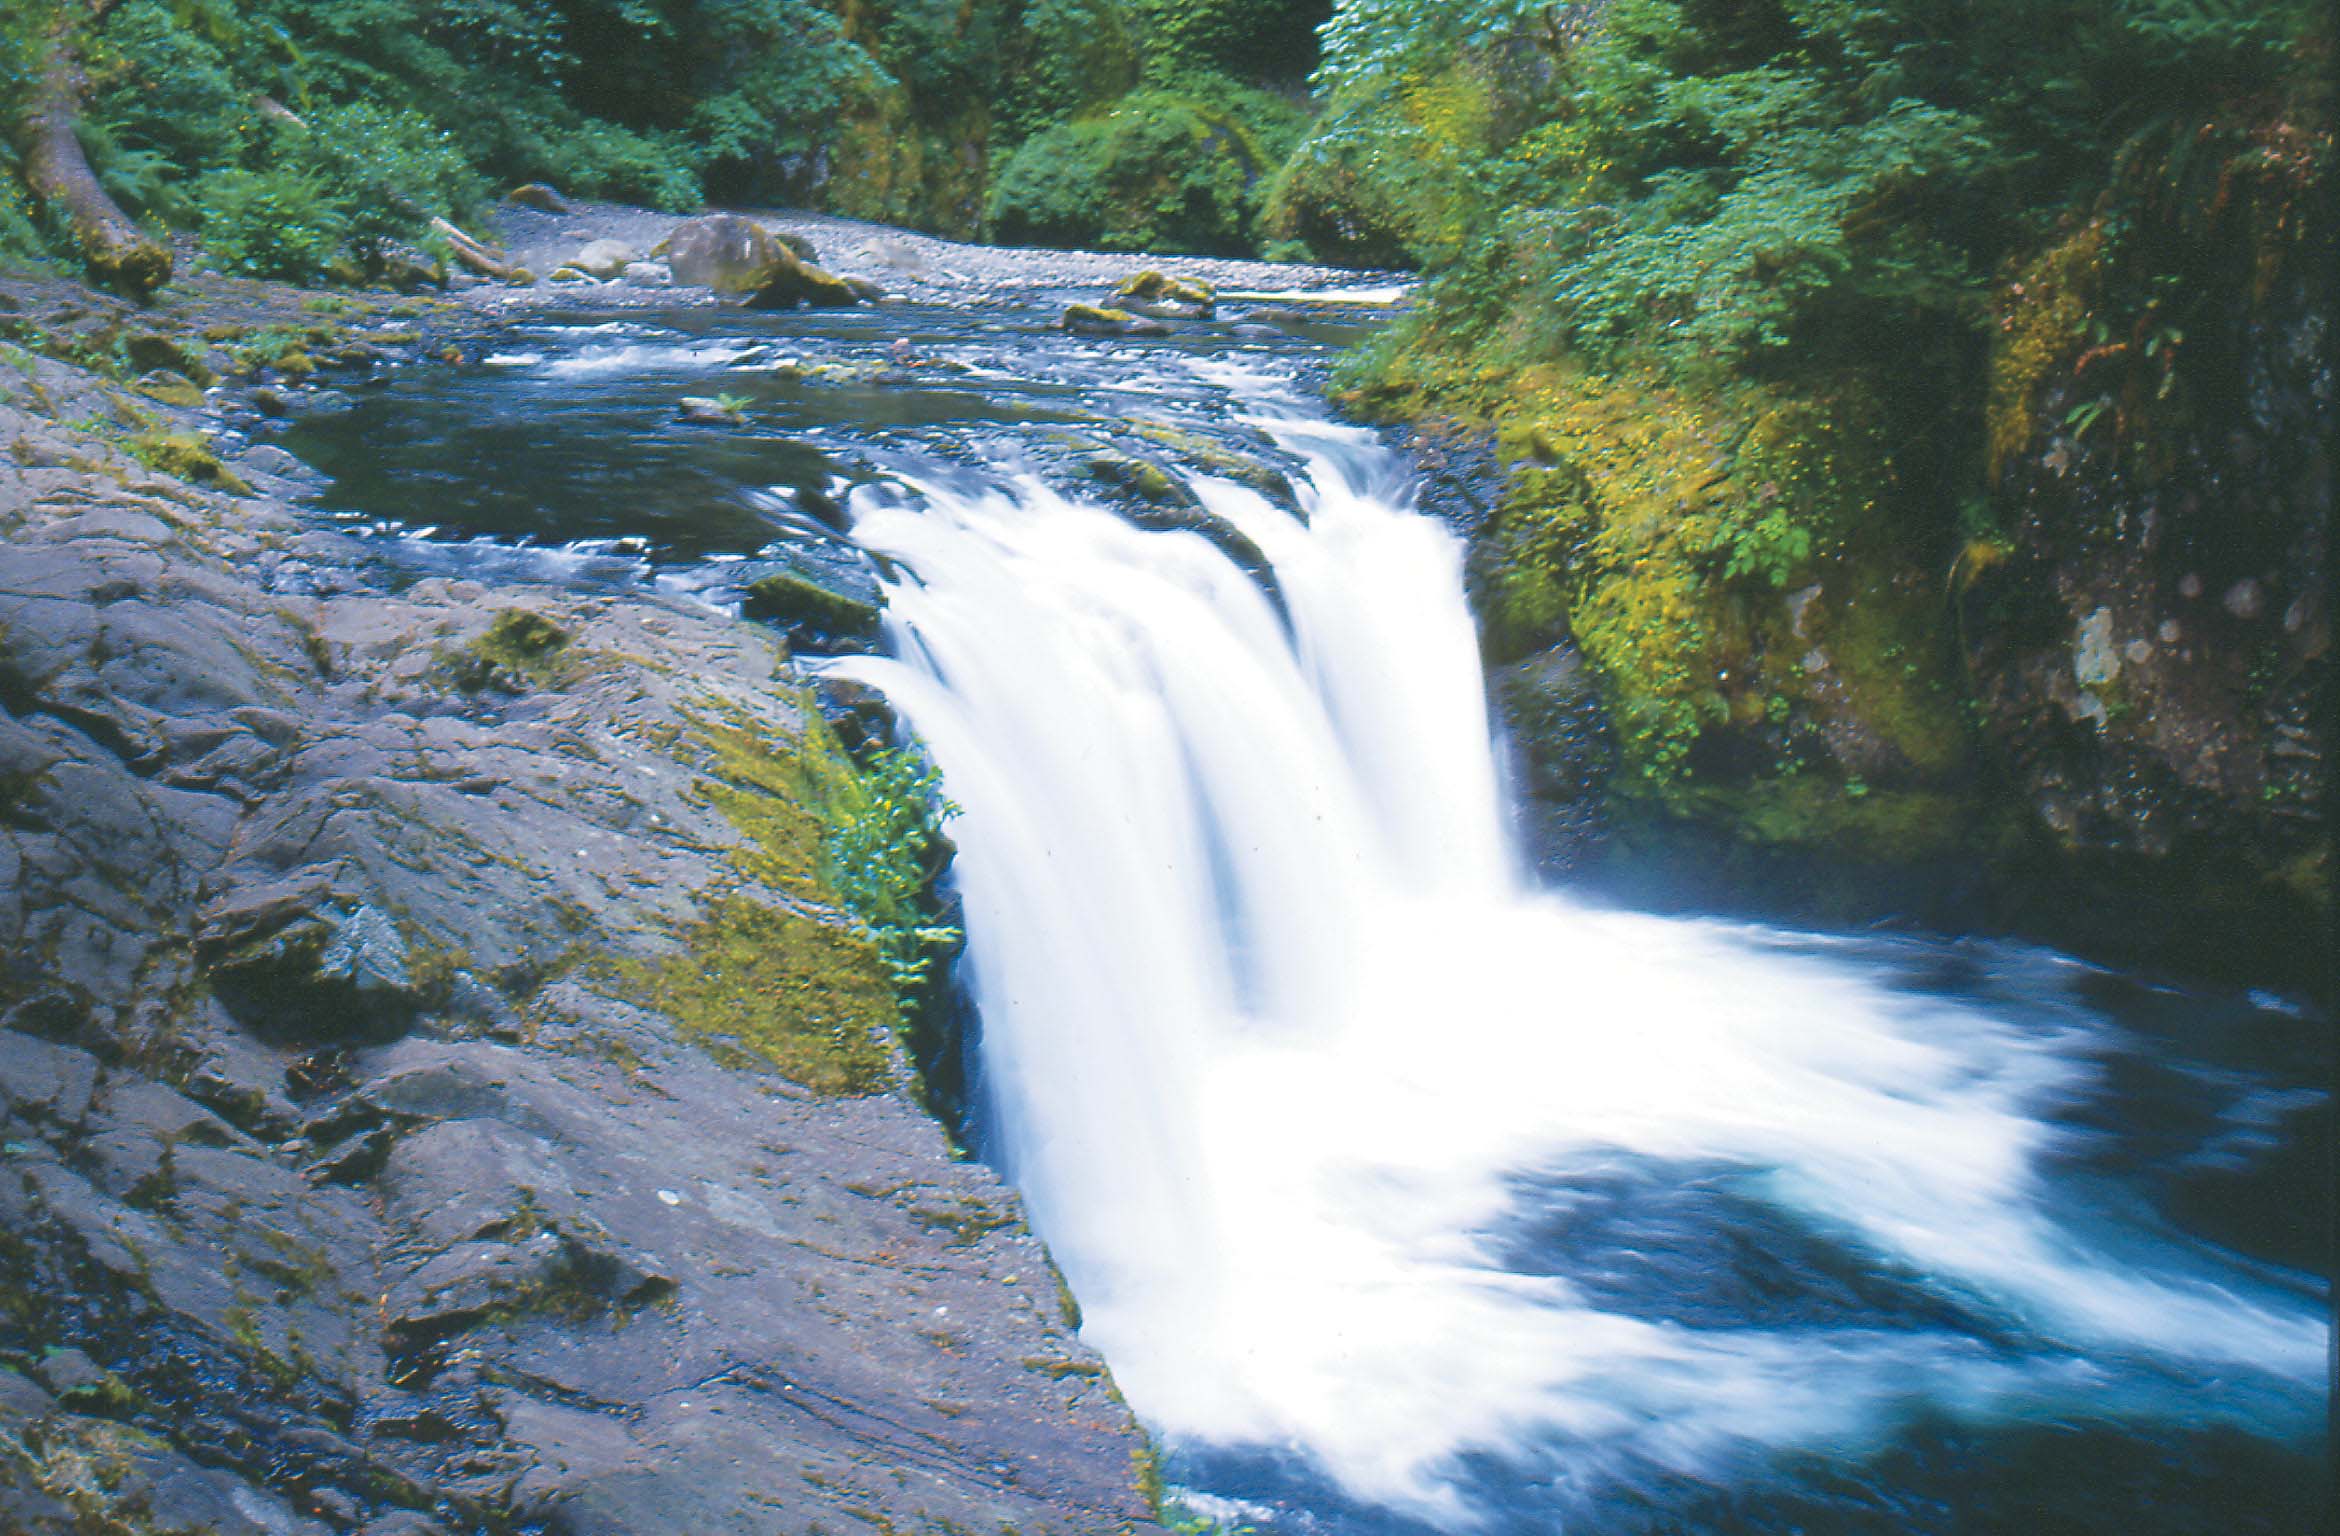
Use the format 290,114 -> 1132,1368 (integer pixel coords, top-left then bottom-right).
994,0 -> 1143,142
823,745 -> 962,997
187,165 -> 347,281
988,77 -> 1310,254
1135,0 -> 1329,83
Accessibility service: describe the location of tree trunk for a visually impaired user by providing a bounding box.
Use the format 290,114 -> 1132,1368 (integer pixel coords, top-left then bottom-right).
10,1 -> 172,297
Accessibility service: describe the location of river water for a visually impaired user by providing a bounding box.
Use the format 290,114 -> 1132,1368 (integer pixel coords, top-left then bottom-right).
286,296 -> 2331,1534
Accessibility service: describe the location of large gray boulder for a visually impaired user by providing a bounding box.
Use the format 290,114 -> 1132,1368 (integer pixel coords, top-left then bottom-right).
663,214 -> 863,307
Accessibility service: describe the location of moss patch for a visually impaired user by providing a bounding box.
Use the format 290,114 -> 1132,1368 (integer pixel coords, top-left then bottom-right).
631,896 -> 898,1095
444,608 -> 576,692
1985,219 -> 2105,479
126,430 -> 250,495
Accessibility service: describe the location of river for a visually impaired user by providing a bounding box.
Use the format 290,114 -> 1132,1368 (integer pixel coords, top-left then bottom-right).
285,289 -> 2330,1535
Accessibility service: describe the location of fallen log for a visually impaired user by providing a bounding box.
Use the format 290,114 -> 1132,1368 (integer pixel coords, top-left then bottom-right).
9,0 -> 172,297
427,215 -> 530,283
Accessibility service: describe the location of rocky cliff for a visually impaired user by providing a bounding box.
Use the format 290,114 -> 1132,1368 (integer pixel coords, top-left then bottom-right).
0,295 -> 1157,1535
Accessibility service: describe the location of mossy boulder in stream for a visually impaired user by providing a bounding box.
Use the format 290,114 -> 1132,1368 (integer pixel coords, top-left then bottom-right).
1062,303 -> 1169,337
742,566 -> 884,653
663,214 -> 863,308
1113,269 -> 1216,320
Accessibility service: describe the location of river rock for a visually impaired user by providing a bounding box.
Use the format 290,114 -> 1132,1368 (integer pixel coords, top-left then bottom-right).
1113,268 -> 1216,320
1062,303 -> 1172,338
571,238 -> 637,279
676,395 -> 745,425
664,214 -> 864,308
740,566 -> 884,653
504,182 -> 571,213
747,253 -> 864,310
663,213 -> 791,296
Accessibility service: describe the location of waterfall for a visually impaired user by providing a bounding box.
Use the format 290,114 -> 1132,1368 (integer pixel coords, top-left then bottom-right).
825,366 -> 2326,1526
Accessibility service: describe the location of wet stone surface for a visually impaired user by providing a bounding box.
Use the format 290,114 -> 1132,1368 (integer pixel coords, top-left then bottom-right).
0,320 -> 1160,1531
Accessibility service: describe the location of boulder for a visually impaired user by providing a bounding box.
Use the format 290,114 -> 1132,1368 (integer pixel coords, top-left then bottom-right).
1113,268 -> 1216,320
747,255 -> 864,310
571,239 -> 637,279
665,214 -> 788,296
741,568 -> 883,654
505,182 -> 570,213
664,214 -> 865,308
1062,304 -> 1172,338
676,396 -> 745,426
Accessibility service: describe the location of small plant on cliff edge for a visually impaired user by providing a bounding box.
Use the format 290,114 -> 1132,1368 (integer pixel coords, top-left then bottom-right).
824,745 -> 961,995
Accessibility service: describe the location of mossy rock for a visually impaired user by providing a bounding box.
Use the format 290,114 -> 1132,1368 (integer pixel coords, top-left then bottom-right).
505,182 -> 571,213
742,571 -> 882,652
445,608 -> 573,693
1126,420 -> 1292,504
127,431 -> 250,495
1061,304 -> 1169,338
637,896 -> 899,1095
122,332 -> 214,387
131,372 -> 204,409
1113,270 -> 1215,319
1081,451 -> 1192,509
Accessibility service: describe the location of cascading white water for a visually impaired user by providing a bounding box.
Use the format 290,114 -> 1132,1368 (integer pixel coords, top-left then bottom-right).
827,363 -> 2326,1526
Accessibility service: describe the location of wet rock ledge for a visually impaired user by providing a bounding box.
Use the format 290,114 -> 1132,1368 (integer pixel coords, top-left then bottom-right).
0,331 -> 1157,1530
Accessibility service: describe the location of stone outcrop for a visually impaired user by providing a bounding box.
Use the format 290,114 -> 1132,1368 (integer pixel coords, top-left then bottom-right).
0,332 -> 1156,1532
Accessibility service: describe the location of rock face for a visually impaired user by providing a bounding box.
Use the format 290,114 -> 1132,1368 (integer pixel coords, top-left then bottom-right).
0,340 -> 1156,1530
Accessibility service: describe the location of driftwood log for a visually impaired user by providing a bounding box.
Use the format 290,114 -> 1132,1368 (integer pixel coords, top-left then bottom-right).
9,0 -> 172,296
428,215 -> 529,282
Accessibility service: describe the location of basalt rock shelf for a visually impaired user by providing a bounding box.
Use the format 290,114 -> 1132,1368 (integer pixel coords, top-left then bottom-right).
0,330 -> 1155,1533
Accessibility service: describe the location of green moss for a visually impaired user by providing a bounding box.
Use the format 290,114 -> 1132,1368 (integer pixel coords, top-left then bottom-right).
689,712 -> 858,902
1113,269 -> 1214,311
1986,220 -> 2105,479
1124,420 -> 1289,501
131,376 -> 205,409
740,573 -> 882,644
1082,451 -> 1187,507
125,430 -> 250,495
444,607 -> 576,693
630,895 -> 897,1095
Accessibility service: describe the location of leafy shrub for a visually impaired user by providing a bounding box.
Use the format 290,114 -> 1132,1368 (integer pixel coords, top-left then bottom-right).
824,746 -> 961,997
189,165 -> 348,281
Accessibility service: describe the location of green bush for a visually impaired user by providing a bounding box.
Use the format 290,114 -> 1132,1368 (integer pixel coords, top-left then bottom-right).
190,165 -> 348,281
823,746 -> 961,998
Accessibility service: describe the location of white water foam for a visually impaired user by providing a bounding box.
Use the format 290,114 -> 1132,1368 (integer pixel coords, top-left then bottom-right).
826,374 -> 2327,1524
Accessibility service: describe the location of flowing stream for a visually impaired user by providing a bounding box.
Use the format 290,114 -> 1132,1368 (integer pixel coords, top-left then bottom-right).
285,294 -> 2331,1534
